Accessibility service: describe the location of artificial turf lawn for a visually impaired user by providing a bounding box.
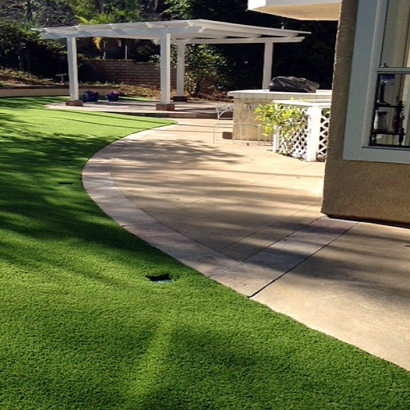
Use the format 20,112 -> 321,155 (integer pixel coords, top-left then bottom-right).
0,97 -> 409,409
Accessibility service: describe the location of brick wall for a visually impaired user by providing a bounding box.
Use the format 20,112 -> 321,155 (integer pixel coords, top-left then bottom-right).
81,60 -> 177,88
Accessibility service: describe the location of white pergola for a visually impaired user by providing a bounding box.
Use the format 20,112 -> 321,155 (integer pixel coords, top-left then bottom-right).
36,19 -> 309,106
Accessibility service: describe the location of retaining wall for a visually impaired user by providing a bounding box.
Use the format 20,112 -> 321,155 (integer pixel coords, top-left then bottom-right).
81,60 -> 176,88
0,85 -> 119,98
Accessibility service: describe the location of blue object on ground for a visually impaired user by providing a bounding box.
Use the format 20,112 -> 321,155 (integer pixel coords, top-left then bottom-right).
80,90 -> 99,102
106,91 -> 120,102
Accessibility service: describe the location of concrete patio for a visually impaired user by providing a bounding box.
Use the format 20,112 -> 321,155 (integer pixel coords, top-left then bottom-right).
46,98 -> 228,119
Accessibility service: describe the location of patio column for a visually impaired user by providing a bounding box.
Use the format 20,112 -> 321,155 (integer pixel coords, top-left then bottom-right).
176,43 -> 186,99
66,37 -> 80,102
159,31 -> 172,106
262,42 -> 274,89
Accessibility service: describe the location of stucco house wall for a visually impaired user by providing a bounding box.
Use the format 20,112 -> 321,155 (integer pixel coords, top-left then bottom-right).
322,0 -> 410,224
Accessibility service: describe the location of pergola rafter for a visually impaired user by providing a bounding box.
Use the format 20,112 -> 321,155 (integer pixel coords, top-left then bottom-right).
35,19 -> 309,106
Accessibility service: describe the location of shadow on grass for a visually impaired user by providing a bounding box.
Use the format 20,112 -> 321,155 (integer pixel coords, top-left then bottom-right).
0,96 -> 66,109
0,98 -> 241,282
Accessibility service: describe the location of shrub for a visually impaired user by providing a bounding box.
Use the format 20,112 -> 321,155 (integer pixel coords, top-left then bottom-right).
255,102 -> 306,153
0,19 -> 67,79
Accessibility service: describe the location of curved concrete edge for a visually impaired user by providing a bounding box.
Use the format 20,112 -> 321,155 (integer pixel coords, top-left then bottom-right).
82,126 -> 240,279
82,125 -> 356,297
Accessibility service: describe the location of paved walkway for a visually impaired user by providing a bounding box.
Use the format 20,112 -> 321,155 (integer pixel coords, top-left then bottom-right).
47,99 -> 226,118
82,118 -> 410,372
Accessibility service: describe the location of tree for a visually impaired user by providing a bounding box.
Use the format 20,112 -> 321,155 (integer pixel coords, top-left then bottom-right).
0,19 -> 67,77
181,44 -> 229,95
69,0 -> 142,22
0,0 -> 77,28
163,0 -> 337,90
271,20 -> 337,89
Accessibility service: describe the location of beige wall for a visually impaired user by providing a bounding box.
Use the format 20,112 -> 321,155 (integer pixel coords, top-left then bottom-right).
322,0 -> 410,224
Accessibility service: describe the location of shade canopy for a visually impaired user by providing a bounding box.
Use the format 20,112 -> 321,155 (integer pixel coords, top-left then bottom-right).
248,0 -> 341,21
36,19 -> 309,105
38,19 -> 308,42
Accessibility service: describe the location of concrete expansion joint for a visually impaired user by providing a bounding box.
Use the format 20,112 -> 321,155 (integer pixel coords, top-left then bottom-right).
248,270 -> 292,300
245,216 -> 359,299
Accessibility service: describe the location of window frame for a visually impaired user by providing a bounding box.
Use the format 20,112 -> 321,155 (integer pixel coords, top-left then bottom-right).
343,0 -> 410,164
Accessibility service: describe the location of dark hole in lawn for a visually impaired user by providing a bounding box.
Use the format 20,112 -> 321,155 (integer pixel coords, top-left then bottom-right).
146,274 -> 173,284
58,182 -> 73,185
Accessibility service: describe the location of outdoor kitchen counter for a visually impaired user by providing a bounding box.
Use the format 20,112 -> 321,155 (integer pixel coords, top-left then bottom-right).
227,89 -> 332,141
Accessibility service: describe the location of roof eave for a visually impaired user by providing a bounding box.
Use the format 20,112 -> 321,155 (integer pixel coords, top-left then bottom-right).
248,2 -> 341,21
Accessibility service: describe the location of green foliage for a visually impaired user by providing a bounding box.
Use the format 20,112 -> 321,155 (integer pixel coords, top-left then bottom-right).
255,101 -> 305,136
0,0 -> 77,28
163,0 -> 266,23
149,41 -> 230,95
163,0 -> 190,19
181,44 -> 229,95
255,102 -> 306,153
0,0 -> 145,27
0,19 -> 67,78
74,0 -> 142,22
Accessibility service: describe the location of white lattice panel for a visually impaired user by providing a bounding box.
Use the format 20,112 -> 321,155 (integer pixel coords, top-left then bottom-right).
277,109 -> 308,159
317,109 -> 330,160
277,108 -> 330,161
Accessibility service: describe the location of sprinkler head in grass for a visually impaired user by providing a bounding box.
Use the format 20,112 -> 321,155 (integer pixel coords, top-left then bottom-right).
146,274 -> 173,284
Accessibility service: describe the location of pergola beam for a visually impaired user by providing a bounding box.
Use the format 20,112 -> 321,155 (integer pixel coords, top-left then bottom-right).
41,27 -> 203,39
177,36 -> 304,45
36,19 -> 309,40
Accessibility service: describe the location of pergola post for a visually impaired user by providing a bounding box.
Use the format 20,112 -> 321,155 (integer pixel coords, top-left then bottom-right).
263,42 -> 274,89
158,30 -> 173,109
176,43 -> 186,100
66,37 -> 80,103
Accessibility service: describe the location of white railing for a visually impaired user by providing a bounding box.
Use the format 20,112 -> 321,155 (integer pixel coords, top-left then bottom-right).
220,97 -> 331,161
272,100 -> 331,162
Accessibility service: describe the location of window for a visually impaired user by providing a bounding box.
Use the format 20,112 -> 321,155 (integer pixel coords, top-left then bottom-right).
343,0 -> 410,163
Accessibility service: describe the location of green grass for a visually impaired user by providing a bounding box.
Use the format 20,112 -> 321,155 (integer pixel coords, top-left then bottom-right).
0,97 -> 409,409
